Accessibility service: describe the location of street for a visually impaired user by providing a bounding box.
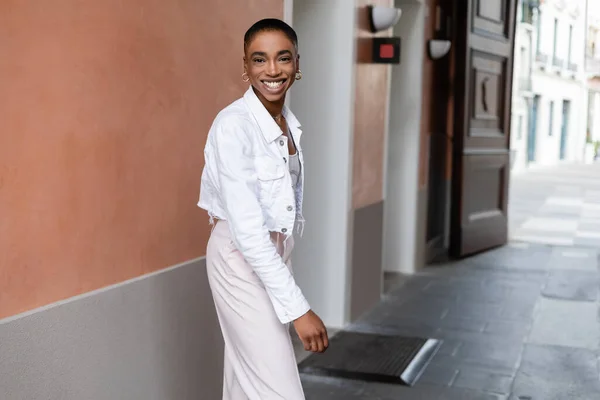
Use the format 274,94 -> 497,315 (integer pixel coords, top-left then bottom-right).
510,163 -> 600,247
301,163 -> 600,399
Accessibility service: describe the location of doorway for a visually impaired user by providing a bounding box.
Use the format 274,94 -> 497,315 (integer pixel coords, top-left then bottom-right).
559,99 -> 570,160
527,95 -> 540,163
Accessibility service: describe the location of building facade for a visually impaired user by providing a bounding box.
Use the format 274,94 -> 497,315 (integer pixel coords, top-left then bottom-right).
510,0 -> 588,172
585,0 -> 600,161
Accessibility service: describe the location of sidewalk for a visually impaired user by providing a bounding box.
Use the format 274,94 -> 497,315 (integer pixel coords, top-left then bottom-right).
301,164 -> 600,399
302,242 -> 600,399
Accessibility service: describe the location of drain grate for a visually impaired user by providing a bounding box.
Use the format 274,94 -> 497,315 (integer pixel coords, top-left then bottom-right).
298,330 -> 441,386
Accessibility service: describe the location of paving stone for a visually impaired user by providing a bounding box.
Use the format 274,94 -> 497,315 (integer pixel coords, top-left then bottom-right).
454,339 -> 524,371
301,375 -> 365,399
424,280 -> 486,299
435,338 -> 463,357
548,247 -> 599,271
462,248 -> 552,272
509,373 -> 600,400
518,344 -> 600,384
452,366 -> 514,395
430,337 -> 523,373
436,316 -> 487,334
361,381 -> 508,400
417,363 -> 459,386
574,237 -> 600,249
528,297 -> 600,350
445,303 -> 504,320
542,270 -> 598,302
578,221 -> 600,232
483,320 -> 531,339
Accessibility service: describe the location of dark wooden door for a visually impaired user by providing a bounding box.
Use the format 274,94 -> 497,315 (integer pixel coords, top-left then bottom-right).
449,0 -> 518,257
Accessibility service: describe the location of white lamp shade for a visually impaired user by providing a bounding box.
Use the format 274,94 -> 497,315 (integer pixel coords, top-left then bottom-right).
370,6 -> 402,32
428,40 -> 452,60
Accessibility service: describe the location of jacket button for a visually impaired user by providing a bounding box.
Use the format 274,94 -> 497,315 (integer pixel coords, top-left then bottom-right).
279,140 -> 285,146
287,205 -> 293,211
282,228 -> 288,233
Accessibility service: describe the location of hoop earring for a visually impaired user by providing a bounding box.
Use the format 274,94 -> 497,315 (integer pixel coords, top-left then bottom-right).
242,72 -> 250,82
295,70 -> 302,80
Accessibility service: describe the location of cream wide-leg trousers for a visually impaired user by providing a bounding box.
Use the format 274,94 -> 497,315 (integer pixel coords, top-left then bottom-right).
206,220 -> 306,400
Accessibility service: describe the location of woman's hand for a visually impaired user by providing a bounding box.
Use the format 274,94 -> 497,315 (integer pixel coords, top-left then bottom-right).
293,310 -> 329,353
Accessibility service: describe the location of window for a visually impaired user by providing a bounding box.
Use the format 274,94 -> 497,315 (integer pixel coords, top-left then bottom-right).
552,18 -> 558,58
521,0 -> 534,24
548,101 -> 554,136
568,25 -> 573,64
517,115 -> 524,140
536,10 -> 543,52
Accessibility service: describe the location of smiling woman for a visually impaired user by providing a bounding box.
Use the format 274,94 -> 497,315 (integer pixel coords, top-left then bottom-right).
197,18 -> 327,400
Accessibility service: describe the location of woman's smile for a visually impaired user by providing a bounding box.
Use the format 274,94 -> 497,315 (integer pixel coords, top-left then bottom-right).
262,78 -> 287,93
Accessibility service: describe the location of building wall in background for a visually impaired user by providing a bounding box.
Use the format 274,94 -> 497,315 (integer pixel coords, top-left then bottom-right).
528,0 -> 587,166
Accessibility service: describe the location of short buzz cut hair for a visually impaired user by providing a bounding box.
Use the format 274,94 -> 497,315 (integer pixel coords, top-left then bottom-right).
243,18 -> 298,52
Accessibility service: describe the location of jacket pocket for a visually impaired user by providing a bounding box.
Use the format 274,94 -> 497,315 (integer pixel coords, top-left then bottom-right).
255,156 -> 286,207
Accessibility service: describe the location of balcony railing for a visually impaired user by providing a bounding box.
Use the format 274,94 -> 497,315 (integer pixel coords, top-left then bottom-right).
535,52 -> 548,64
552,57 -> 564,68
567,62 -> 578,73
586,56 -> 600,75
519,77 -> 533,92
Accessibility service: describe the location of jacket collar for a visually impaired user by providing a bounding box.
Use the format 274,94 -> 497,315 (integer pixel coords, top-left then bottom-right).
243,86 -> 302,143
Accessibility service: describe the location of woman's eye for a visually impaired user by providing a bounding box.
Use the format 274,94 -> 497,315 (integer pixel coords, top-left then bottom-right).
253,59 -> 265,63
280,57 -> 291,62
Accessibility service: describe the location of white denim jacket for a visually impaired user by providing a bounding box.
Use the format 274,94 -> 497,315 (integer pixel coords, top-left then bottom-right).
198,87 -> 310,324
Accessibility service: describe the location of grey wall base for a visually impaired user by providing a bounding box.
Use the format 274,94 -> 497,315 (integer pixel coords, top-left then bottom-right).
0,258 -> 224,400
350,201 -> 384,322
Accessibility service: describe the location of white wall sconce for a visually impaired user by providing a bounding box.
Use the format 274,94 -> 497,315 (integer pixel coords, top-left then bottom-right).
428,39 -> 451,60
368,5 -> 402,33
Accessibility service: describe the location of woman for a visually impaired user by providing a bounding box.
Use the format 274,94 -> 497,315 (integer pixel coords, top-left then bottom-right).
198,18 -> 328,399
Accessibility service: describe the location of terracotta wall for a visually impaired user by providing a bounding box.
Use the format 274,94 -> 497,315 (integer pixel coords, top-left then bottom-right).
352,0 -> 394,209
0,0 -> 282,319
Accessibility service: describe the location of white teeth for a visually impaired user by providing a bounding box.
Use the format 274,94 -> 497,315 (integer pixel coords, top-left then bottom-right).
264,81 -> 283,89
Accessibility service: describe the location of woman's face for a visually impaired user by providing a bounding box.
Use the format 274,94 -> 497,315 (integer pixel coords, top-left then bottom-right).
244,30 -> 299,106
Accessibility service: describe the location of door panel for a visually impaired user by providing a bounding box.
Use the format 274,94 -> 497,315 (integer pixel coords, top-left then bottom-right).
474,0 -> 509,38
460,153 -> 509,254
450,0 -> 517,257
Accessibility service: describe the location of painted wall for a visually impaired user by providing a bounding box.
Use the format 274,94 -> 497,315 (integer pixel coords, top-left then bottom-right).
288,0 -> 357,328
347,0 -> 394,321
0,0 -> 281,319
352,0 -> 393,209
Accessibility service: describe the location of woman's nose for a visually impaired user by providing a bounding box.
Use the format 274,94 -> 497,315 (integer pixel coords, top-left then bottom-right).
266,60 -> 280,76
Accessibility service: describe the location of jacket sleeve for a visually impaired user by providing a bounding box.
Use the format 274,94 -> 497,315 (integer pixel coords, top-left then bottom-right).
211,116 -> 311,324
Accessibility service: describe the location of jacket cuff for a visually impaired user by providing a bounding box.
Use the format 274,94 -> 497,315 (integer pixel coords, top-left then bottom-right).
278,297 -> 311,324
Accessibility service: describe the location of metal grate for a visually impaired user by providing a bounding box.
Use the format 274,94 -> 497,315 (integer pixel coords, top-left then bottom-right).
298,331 -> 441,386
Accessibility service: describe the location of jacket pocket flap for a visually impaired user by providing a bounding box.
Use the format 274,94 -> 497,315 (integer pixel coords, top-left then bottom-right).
256,157 -> 285,180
